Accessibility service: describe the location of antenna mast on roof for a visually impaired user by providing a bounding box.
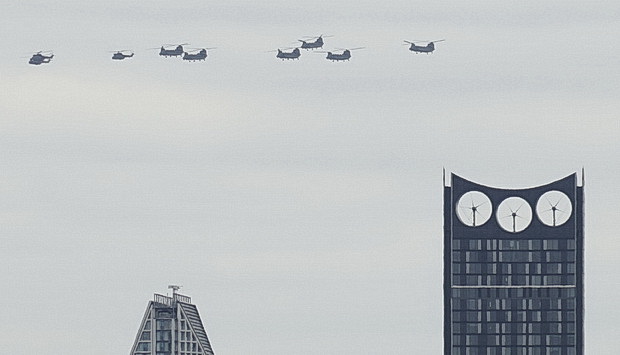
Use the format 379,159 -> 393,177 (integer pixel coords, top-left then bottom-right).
168,284 -> 182,297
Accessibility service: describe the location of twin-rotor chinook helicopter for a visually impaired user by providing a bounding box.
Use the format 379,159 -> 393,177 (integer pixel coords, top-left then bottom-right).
321,48 -> 365,62
297,35 -> 333,50
403,39 -> 445,53
275,48 -> 301,60
182,48 -> 216,61
158,44 -> 187,57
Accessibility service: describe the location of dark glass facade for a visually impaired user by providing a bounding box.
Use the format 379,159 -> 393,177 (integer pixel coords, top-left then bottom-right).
444,174 -> 583,355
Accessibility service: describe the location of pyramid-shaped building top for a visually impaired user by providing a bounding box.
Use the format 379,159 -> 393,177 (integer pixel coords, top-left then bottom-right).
130,287 -> 215,355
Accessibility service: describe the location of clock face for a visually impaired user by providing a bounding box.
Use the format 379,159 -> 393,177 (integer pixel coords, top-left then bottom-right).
496,197 -> 532,233
456,191 -> 492,227
536,190 -> 572,227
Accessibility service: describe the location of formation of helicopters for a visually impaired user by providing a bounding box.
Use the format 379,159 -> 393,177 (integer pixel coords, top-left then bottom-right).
272,35 -> 368,62
27,37 -> 444,65
155,44 -> 215,61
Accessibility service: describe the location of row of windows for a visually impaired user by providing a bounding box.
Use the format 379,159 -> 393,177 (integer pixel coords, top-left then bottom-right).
453,239 -> 576,252
180,342 -> 202,352
452,322 -> 576,335
453,334 -> 575,346
452,287 -> 576,299
451,346 -> 577,355
453,298 -> 575,311
181,332 -> 198,342
453,251 -> 576,263
453,274 -> 576,286
134,342 -> 203,355
452,310 -> 576,323
453,262 -> 575,275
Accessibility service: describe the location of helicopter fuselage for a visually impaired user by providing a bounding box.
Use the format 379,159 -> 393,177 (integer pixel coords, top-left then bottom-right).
299,37 -> 324,50
112,52 -> 134,60
183,49 -> 207,61
408,42 -> 436,53
29,53 -> 53,65
159,46 -> 184,57
326,50 -> 351,61
276,48 -> 301,60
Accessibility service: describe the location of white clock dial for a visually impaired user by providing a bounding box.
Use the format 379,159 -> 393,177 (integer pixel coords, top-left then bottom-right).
536,190 -> 572,227
456,191 -> 492,227
496,197 -> 532,233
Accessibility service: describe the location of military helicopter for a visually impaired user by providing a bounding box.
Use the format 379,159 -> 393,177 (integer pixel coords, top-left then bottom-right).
157,44 -> 188,57
404,39 -> 444,54
321,47 -> 364,62
274,48 -> 301,60
28,51 -> 53,65
298,35 -> 332,50
111,50 -> 134,60
182,48 -> 213,62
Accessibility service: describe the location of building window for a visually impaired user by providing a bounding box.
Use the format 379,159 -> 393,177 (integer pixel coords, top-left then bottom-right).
140,331 -> 151,341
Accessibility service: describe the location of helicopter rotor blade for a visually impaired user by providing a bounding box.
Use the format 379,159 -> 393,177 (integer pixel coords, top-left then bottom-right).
334,47 -> 364,51
161,43 -> 189,48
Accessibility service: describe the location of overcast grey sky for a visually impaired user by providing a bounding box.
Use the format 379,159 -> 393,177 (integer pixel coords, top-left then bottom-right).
1,1 -> 619,354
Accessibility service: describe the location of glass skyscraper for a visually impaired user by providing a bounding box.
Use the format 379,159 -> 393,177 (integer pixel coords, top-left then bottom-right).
444,173 -> 584,355
130,286 -> 215,355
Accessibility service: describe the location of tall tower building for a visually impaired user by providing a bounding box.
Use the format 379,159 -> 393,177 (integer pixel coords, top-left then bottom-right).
444,173 -> 584,355
130,286 -> 215,355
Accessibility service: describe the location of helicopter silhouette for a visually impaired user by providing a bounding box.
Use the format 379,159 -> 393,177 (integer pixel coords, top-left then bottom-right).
404,40 -> 444,54
111,50 -> 134,60
321,47 -> 364,62
298,35 -> 332,50
275,48 -> 301,60
158,44 -> 187,57
182,48 -> 210,62
29,51 -> 53,65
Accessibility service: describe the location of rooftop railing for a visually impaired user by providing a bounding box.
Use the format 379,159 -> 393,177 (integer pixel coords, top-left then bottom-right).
154,293 -> 192,305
